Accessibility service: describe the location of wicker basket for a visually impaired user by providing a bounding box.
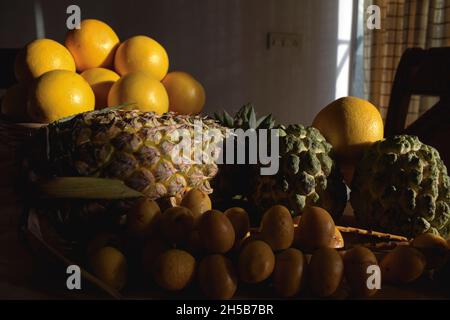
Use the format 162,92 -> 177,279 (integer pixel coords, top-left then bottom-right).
0,119 -> 41,202
0,119 -> 126,298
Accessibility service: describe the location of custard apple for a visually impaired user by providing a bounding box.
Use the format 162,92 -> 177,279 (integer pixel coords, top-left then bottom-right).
250,124 -> 348,220
351,135 -> 450,238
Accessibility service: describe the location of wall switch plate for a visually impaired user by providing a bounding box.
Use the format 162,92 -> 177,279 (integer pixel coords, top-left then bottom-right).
267,32 -> 301,49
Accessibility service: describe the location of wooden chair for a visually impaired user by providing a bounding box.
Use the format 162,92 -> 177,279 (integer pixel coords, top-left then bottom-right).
385,47 -> 450,168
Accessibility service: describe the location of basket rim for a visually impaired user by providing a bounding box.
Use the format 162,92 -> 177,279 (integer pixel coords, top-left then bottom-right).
0,117 -> 45,128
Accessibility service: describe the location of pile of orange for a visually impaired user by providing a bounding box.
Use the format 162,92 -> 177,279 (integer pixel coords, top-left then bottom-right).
2,19 -> 205,123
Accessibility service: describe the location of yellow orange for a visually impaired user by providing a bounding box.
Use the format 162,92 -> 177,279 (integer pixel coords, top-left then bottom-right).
114,35 -> 169,80
81,67 -> 120,109
162,71 -> 206,115
312,96 -> 384,163
1,83 -> 29,121
89,246 -> 127,291
14,39 -> 75,82
65,19 -> 119,72
28,70 -> 95,123
107,71 -> 169,114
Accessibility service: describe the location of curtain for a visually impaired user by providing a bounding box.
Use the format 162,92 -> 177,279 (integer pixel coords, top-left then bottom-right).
364,0 -> 450,126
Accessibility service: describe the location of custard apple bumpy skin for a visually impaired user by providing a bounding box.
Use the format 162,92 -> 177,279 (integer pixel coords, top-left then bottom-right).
351,135 -> 450,238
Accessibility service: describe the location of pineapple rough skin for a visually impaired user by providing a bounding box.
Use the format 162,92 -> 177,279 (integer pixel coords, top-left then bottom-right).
351,135 -> 450,238
250,124 -> 348,220
27,109 -> 227,199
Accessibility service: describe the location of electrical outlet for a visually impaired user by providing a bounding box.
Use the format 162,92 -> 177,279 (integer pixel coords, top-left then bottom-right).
267,32 -> 301,49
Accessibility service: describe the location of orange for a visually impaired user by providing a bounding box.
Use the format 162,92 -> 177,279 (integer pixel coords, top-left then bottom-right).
114,35 -> 169,80
81,67 -> 120,109
65,19 -> 119,72
162,71 -> 206,115
312,96 -> 384,163
14,39 -> 75,83
28,70 -> 95,123
1,83 -> 29,121
89,246 -> 127,291
107,71 -> 169,114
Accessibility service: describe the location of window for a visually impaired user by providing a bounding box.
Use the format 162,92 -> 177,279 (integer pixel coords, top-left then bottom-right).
335,0 -> 354,99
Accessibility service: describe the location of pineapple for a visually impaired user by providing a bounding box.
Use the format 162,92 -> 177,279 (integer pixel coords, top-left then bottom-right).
22,109 -> 227,246
27,109 -> 227,198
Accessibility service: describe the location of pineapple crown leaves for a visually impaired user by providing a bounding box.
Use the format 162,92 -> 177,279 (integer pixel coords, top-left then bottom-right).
214,110 -> 234,128
214,103 -> 276,130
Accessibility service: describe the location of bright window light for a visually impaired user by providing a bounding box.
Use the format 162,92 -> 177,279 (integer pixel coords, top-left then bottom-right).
335,0 -> 354,99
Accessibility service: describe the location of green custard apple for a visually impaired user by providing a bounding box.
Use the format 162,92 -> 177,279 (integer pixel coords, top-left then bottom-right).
351,135 -> 450,238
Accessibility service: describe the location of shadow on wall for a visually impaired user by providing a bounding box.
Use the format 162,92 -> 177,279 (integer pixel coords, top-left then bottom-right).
0,0 -> 338,125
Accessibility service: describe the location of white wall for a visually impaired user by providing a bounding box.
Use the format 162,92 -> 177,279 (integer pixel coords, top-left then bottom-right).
0,0 -> 340,125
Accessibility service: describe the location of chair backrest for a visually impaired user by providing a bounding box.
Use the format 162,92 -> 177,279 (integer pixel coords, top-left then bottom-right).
385,47 -> 450,168
0,48 -> 20,89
